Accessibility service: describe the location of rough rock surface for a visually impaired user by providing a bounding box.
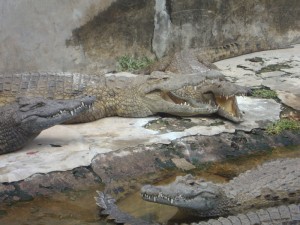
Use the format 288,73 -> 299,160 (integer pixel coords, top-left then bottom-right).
0,1 -> 299,206
1,129 -> 299,204
0,45 -> 300,205
1,0 -> 299,73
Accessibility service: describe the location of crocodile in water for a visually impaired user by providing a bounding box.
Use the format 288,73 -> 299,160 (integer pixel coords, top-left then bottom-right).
141,158 -> 300,218
96,192 -> 300,225
95,158 -> 300,224
0,96 -> 94,154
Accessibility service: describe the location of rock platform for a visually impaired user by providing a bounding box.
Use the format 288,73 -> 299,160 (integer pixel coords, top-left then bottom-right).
0,45 -> 299,203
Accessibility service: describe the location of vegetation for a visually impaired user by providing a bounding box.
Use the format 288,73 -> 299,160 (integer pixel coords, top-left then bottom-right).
116,55 -> 152,72
266,119 -> 300,135
252,89 -> 277,99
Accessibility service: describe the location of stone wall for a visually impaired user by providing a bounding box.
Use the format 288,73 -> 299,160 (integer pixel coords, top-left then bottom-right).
0,0 -> 115,74
0,0 -> 299,74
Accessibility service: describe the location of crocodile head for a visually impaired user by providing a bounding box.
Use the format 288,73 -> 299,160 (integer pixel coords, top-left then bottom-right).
16,96 -> 95,132
171,79 -> 249,122
0,96 -> 95,154
141,174 -> 232,217
101,71 -> 224,119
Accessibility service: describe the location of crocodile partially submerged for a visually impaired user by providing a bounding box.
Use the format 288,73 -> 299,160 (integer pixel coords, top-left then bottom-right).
96,192 -> 300,225
95,158 -> 300,225
141,158 -> 300,218
0,71 -> 248,123
0,96 -> 94,154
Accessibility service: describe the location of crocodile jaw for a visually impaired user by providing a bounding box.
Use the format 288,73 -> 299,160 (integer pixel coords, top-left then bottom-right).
144,91 -> 218,117
20,96 -> 95,132
140,182 -> 229,217
215,95 -> 243,122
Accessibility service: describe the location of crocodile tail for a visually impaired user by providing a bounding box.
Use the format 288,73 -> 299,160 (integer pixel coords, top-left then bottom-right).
196,41 -> 293,63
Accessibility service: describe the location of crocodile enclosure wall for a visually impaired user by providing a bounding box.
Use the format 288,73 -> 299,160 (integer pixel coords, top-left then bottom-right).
0,0 -> 299,74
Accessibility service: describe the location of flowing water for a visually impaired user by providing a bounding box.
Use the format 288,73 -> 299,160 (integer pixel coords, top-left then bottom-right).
0,146 -> 299,225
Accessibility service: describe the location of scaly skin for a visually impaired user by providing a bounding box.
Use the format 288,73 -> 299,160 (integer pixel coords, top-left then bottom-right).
0,71 -> 235,123
143,41 -> 291,74
95,192 -> 300,225
196,204 -> 300,225
140,42 -> 279,122
96,191 -> 158,225
171,78 -> 249,122
0,96 -> 94,154
95,158 -> 300,224
141,158 -> 300,218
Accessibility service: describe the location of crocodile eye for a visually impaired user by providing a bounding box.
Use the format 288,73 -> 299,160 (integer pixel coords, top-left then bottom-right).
188,181 -> 195,186
36,102 -> 46,107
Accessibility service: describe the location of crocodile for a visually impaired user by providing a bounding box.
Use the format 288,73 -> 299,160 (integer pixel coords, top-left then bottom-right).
138,42 -> 293,122
141,158 -> 300,218
142,41 -> 291,74
170,78 -> 248,122
140,41 -> 281,122
95,158 -> 300,225
96,191 -> 157,225
0,71 -> 248,123
96,193 -> 300,225
194,204 -> 300,225
0,96 -> 94,154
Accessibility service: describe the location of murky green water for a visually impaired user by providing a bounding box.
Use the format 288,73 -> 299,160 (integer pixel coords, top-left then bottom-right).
0,146 -> 299,225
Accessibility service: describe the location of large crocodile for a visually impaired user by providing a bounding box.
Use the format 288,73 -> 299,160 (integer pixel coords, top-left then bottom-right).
142,41 -> 291,74
0,96 -> 94,154
139,41 -> 284,122
96,192 -> 300,225
0,71 -> 248,123
141,158 -> 300,218
95,158 -> 300,225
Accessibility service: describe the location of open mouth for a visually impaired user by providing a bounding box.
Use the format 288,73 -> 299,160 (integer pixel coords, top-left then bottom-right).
215,95 -> 242,121
160,90 -> 243,122
160,91 -> 194,107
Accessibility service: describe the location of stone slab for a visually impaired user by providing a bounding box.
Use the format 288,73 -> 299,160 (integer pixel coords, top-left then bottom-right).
1,45 -> 299,184
0,97 -> 280,183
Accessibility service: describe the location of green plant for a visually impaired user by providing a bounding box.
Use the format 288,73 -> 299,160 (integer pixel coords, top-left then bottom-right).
116,55 -> 152,72
252,89 -> 277,99
266,119 -> 300,135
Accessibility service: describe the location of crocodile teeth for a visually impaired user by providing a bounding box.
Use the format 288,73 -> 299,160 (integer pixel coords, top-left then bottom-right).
70,110 -> 74,116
